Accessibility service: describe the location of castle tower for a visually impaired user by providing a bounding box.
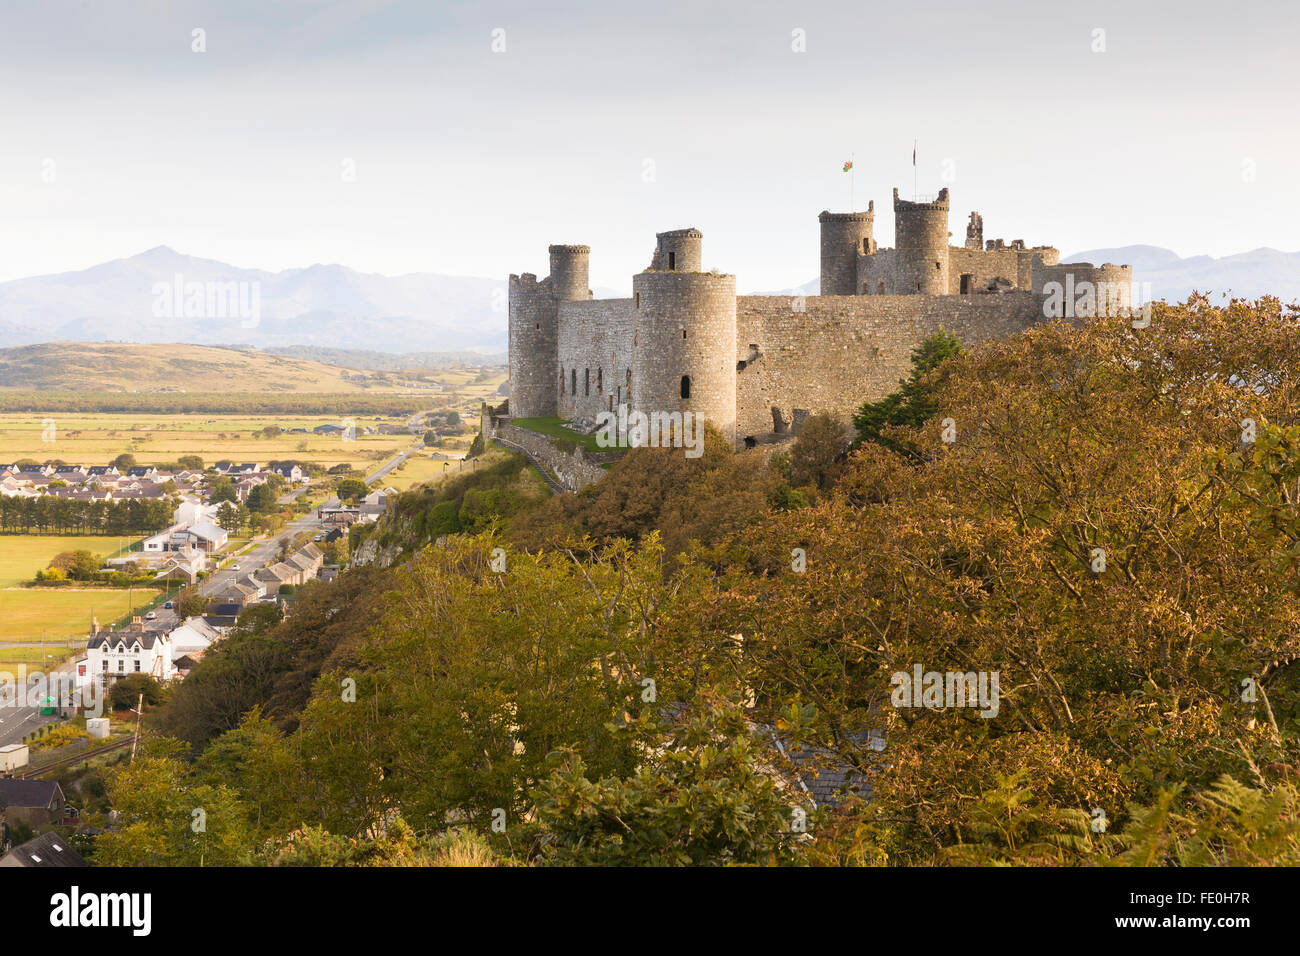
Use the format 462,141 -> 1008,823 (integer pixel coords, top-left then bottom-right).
631,229 -> 736,445
649,228 -> 703,272
819,206 -> 874,295
965,211 -> 983,250
508,244 -> 589,419
507,272 -> 558,418
893,187 -> 950,295
548,244 -> 591,301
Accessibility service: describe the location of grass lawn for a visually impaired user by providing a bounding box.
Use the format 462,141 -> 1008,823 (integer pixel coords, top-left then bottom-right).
0,587 -> 164,642
0,535 -> 129,588
384,453 -> 458,491
0,535 -> 164,642
509,417 -> 609,453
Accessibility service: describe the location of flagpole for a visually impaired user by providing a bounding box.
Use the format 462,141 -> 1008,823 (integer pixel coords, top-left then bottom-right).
850,152 -> 855,211
913,139 -> 917,200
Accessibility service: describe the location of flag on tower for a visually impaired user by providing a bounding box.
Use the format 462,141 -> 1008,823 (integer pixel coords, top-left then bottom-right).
912,141 -> 917,166
842,160 -> 853,172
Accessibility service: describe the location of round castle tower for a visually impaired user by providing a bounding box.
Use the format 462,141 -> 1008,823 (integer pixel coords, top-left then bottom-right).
507,244 -> 590,419
893,187 -> 950,295
648,228 -> 703,272
819,206 -> 875,295
631,231 -> 736,445
548,244 -> 591,301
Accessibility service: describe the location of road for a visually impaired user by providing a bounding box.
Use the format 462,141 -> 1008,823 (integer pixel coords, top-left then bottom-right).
198,500 -> 336,598
367,438 -> 424,485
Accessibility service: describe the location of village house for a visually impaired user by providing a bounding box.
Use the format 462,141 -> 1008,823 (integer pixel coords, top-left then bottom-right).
0,780 -> 68,829
85,619 -> 176,685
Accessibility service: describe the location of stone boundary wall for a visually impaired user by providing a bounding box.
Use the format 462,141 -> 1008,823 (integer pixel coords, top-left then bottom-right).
734,292 -> 1044,440
484,413 -> 614,493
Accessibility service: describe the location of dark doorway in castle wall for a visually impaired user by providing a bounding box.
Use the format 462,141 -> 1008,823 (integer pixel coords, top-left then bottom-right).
960,274 -> 972,294
680,375 -> 691,399
668,252 -> 676,270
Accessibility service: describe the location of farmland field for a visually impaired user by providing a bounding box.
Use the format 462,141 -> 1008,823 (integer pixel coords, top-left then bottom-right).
383,452 -> 459,491
0,535 -> 164,644
0,412 -> 418,469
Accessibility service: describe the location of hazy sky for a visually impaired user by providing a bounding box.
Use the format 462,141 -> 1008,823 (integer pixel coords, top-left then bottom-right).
1,0 -> 1296,291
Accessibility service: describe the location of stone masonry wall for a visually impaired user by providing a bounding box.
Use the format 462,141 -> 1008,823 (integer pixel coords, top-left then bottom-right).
556,298 -> 636,424
488,418 -> 612,493
734,292 -> 1044,440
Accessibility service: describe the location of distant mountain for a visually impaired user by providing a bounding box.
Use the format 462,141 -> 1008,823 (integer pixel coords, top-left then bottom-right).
0,342 -> 380,392
1061,245 -> 1300,305
0,247 -> 508,352
264,345 -> 506,370
765,247 -> 1299,302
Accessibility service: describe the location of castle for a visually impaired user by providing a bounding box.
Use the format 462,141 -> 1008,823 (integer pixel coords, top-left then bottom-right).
508,187 -> 1133,449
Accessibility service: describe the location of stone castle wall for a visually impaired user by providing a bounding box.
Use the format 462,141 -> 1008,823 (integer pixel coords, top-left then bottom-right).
734,292 -> 1044,440
556,298 -> 636,423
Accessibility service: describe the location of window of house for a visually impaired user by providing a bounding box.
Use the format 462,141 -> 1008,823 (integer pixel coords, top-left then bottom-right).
135,661 -> 141,672
680,375 -> 691,399
102,660 -> 108,672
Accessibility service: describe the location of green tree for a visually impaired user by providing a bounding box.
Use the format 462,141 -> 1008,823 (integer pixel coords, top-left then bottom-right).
111,453 -> 137,471
110,673 -> 164,711
246,483 -> 278,514
335,478 -> 368,502
534,700 -> 809,866
787,412 -> 850,491
852,328 -> 962,458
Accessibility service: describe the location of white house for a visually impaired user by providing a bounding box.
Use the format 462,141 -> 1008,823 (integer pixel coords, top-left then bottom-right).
86,622 -> 175,685
185,520 -> 229,552
167,617 -> 221,661
174,500 -> 218,526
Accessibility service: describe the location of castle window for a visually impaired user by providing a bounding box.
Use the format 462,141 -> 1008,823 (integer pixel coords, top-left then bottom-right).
626,369 -> 632,401
597,368 -> 603,394
682,329 -> 686,339
668,252 -> 676,270
863,239 -> 870,254
935,261 -> 941,270
535,322 -> 540,330
634,293 -> 640,309
584,369 -> 590,396
680,375 -> 691,399
878,281 -> 885,295
571,369 -> 577,394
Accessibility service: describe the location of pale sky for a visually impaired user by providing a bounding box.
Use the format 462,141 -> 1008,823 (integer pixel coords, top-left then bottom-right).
1,0 -> 1296,291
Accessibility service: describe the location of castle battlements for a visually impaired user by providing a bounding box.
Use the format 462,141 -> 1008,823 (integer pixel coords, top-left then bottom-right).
507,187 -> 1133,450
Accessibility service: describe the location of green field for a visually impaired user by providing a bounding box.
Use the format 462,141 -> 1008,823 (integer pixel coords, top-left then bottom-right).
0,535 -> 163,642
0,412 -> 421,470
384,452 -> 460,491
0,535 -> 127,587
509,417 -> 607,453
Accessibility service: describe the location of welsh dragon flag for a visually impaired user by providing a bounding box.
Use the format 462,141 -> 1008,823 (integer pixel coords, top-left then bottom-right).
842,160 -> 853,172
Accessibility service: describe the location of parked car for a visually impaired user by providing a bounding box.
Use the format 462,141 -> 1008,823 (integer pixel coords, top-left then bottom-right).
164,601 -> 173,609
230,563 -> 241,571
145,611 -> 157,620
